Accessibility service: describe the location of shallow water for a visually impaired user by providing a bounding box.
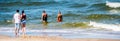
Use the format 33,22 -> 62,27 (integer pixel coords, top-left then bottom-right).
0,27 -> 120,39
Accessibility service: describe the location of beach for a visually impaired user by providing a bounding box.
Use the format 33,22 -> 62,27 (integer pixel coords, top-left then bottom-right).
1,0 -> 120,41
0,35 -> 120,41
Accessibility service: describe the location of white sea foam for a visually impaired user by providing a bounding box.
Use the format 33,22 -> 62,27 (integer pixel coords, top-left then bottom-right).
89,21 -> 120,31
106,1 -> 120,8
0,28 -> 73,33
0,27 -> 120,39
109,9 -> 120,14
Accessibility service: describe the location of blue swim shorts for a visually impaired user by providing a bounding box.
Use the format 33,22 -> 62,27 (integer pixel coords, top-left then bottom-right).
15,23 -> 20,29
21,20 -> 26,24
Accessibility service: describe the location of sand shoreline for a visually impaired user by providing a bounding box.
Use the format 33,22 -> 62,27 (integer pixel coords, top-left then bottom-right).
0,35 -> 120,41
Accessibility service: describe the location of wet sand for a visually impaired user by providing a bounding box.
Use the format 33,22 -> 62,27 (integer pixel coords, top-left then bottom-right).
0,35 -> 120,41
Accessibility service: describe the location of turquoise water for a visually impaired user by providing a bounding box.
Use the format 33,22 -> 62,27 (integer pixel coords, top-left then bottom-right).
0,0 -> 120,39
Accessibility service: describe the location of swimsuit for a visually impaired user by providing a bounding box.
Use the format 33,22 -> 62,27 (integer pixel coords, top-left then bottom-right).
21,14 -> 26,24
58,15 -> 62,22
42,14 -> 47,22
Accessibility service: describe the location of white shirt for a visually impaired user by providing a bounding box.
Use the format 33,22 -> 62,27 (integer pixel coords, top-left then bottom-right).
14,13 -> 21,23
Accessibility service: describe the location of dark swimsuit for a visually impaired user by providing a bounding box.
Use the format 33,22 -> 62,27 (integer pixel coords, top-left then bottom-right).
42,14 -> 47,22
21,14 -> 26,24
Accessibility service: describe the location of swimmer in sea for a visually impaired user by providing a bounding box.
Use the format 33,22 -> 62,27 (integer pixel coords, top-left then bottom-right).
57,11 -> 62,22
42,10 -> 48,23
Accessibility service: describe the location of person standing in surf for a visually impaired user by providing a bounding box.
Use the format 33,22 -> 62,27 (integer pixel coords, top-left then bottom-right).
42,10 -> 48,23
13,10 -> 21,37
21,10 -> 26,35
57,11 -> 62,22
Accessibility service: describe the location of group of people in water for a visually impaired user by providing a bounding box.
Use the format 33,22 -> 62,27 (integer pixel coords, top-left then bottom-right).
13,10 -> 63,36
42,10 -> 62,23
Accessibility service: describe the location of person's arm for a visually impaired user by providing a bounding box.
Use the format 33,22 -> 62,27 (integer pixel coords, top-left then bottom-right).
19,14 -> 21,20
20,15 -> 22,20
41,13 -> 43,21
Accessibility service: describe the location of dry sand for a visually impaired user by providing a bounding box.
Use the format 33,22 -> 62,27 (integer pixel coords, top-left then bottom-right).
0,35 -> 120,41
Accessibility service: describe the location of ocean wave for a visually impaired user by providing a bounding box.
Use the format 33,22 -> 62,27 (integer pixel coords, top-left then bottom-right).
106,1 -> 120,8
89,21 -> 120,31
109,9 -> 120,14
1,0 -> 120,13
63,13 -> 81,17
0,27 -> 120,39
1,13 -> 120,24
87,2 -> 114,11
0,2 -> 57,7
62,22 -> 89,28
90,3 -> 105,7
0,0 -> 54,3
86,14 -> 120,20
69,3 -> 87,8
0,0 -> 83,3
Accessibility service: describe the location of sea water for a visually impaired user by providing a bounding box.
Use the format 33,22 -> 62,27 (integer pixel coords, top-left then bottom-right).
0,0 -> 120,39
